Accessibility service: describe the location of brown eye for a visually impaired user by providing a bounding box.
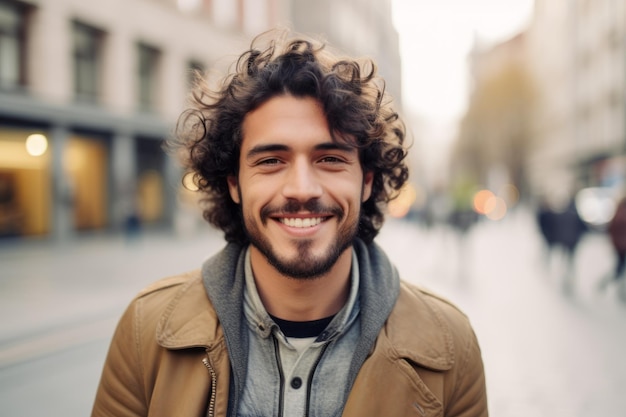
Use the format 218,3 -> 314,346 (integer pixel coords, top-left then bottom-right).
319,156 -> 343,163
258,158 -> 281,165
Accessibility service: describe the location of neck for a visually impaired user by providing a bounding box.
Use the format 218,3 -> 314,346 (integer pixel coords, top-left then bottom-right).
249,246 -> 353,321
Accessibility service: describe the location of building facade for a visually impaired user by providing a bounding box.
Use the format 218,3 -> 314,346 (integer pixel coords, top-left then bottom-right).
0,0 -> 401,241
527,0 -> 626,202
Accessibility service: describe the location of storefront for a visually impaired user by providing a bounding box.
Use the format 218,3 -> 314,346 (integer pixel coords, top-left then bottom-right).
0,127 -> 51,237
0,98 -> 175,240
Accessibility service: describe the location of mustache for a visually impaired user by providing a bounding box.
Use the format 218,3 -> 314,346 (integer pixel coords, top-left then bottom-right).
261,200 -> 344,219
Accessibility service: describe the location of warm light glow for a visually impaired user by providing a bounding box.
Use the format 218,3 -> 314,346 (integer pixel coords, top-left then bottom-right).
485,196 -> 507,220
388,184 -> 418,218
473,189 -> 495,214
64,145 -> 86,172
25,134 -> 48,156
182,172 -> 200,191
473,189 -> 509,220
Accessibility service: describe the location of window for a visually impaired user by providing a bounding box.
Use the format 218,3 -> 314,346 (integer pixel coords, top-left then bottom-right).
0,0 -> 29,90
137,42 -> 161,112
73,21 -> 103,102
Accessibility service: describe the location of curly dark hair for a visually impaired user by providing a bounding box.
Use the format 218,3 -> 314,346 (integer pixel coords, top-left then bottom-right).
170,30 -> 409,245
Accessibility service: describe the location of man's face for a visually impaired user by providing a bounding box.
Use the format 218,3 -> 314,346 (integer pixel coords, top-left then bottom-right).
228,94 -> 373,279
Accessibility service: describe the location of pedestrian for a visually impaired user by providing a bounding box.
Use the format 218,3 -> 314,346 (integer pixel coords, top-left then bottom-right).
91,30 -> 488,417
535,195 -> 587,293
536,196 -> 557,266
598,196 -> 626,301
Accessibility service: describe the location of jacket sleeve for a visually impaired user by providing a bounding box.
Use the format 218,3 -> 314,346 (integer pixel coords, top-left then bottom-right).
448,328 -> 488,417
91,300 -> 148,417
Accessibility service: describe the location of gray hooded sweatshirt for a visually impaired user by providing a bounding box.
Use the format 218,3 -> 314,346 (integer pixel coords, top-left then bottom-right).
201,238 -> 400,416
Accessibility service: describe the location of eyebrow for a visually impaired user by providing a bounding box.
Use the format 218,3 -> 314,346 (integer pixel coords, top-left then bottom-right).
245,142 -> 357,160
246,144 -> 289,159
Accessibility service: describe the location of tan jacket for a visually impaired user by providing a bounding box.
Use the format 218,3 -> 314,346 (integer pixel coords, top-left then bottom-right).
92,268 -> 487,417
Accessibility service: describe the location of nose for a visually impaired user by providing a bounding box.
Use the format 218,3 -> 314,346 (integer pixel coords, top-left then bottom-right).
282,158 -> 323,201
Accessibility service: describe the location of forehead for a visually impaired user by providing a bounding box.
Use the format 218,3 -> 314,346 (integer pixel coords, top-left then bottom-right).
240,95 -> 356,151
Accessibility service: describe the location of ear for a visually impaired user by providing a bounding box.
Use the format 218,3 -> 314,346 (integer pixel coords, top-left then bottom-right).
362,171 -> 374,202
227,176 -> 240,204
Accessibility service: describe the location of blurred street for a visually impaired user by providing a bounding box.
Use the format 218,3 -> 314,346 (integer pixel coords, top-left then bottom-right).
1,207 -> 625,416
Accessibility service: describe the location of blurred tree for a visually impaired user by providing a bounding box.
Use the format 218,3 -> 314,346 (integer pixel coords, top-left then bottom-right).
450,60 -> 536,200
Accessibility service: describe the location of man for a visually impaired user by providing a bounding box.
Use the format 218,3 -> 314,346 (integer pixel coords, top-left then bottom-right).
92,30 -> 488,417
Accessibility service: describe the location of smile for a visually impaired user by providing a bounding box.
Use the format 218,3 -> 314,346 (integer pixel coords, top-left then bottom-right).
279,217 -> 325,228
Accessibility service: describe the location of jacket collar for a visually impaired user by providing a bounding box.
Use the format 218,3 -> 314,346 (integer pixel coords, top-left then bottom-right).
384,281 -> 455,371
156,243 -> 246,351
155,271 -> 222,349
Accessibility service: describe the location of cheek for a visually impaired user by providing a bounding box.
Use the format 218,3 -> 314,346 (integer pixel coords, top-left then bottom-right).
239,184 -> 270,215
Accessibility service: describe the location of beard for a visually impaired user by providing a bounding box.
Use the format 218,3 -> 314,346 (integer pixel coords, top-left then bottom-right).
243,199 -> 359,279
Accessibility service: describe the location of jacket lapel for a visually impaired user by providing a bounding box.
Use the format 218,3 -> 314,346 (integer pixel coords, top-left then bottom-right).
155,272 -> 222,349
343,281 -> 454,416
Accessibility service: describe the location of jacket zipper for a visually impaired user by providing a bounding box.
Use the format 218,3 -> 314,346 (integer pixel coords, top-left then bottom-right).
272,335 -> 286,417
202,356 -> 217,417
304,342 -> 330,417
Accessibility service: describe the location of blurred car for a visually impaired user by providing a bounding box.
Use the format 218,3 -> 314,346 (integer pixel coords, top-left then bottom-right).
575,187 -> 620,230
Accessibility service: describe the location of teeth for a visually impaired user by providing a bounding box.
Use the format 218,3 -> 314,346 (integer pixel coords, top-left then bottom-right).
280,217 -> 324,228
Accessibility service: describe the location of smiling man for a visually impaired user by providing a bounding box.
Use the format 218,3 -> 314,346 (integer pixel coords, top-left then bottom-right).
92,30 -> 488,417
232,95 -> 368,285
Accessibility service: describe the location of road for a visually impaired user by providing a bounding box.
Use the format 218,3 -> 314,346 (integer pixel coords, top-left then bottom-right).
1,207 -> 625,416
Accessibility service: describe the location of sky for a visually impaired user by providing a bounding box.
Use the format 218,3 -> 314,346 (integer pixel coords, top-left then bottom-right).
392,0 -> 534,124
